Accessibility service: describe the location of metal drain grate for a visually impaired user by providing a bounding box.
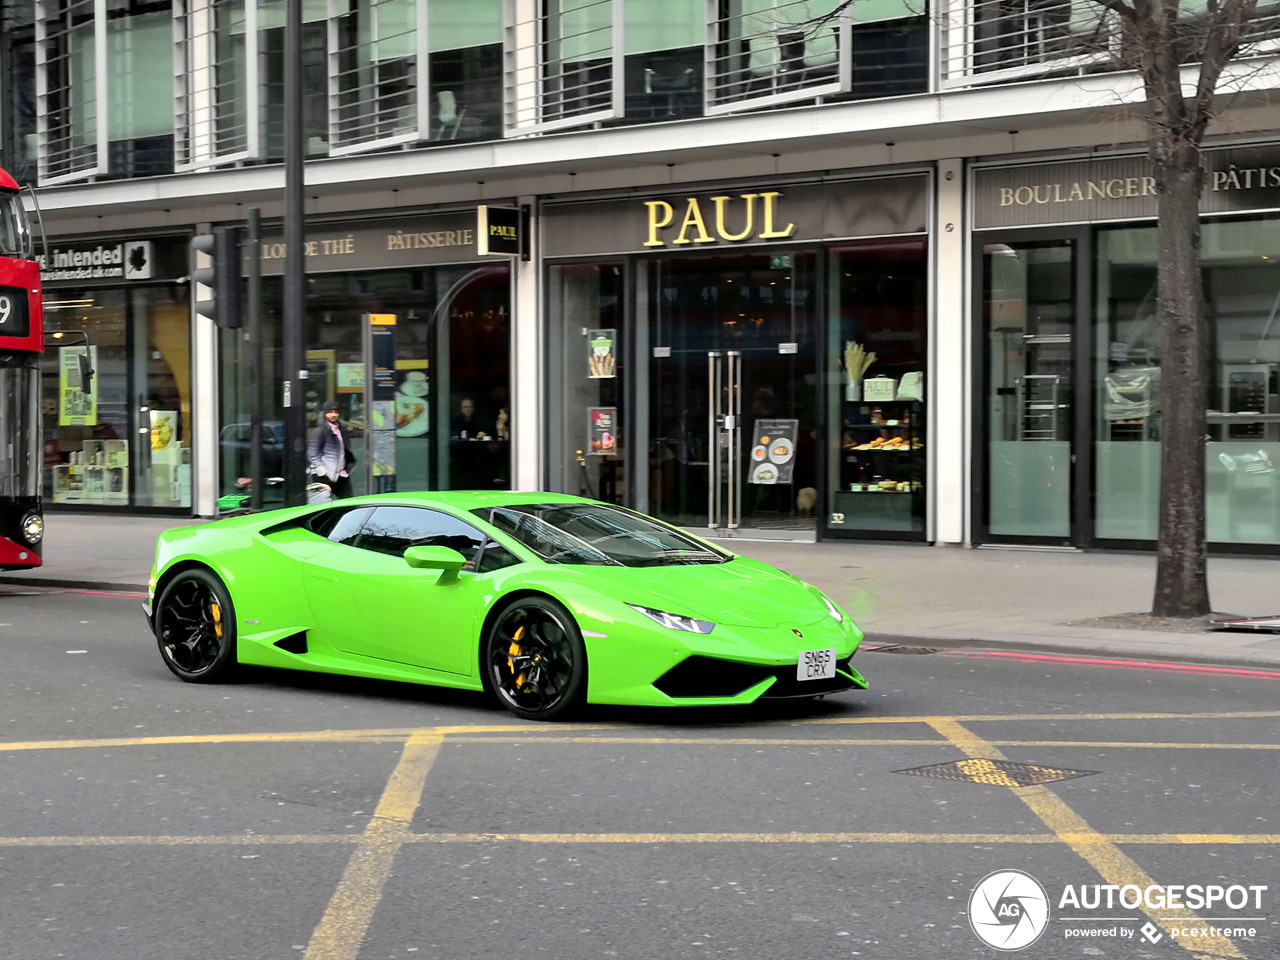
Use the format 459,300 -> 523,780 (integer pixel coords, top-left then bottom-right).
866,644 -> 942,655
894,758 -> 1099,787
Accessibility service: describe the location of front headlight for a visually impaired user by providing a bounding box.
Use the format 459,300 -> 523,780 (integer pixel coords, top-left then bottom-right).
628,604 -> 715,635
21,513 -> 43,544
821,594 -> 843,622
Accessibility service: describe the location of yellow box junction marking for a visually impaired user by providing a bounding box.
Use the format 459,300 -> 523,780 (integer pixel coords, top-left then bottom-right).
1,711 -> 1277,960
304,732 -> 441,960
929,718 -> 1247,960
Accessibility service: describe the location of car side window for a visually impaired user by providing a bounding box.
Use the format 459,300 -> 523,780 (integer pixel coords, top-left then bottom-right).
475,540 -> 520,573
354,506 -> 487,566
311,506 -> 373,545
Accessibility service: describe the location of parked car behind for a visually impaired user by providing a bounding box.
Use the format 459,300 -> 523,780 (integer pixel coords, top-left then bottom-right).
219,420 -> 285,481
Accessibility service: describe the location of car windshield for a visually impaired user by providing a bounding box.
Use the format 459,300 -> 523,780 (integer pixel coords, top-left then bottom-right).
474,503 -> 733,567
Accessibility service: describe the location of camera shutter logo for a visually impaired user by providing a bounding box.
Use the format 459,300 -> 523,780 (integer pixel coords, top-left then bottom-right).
968,869 -> 1051,951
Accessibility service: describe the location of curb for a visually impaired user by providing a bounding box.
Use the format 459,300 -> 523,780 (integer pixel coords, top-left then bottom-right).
0,576 -> 149,593
860,631 -> 1280,671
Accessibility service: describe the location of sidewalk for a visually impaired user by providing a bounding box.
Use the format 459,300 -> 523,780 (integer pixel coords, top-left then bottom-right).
5,512 -> 1280,669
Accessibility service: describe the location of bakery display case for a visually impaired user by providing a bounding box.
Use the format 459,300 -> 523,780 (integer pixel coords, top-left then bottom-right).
832,399 -> 925,534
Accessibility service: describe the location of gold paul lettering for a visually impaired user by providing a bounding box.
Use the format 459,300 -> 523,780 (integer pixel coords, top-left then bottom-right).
758,191 -> 796,239
644,191 -> 794,245
644,201 -> 675,247
673,198 -> 715,245
711,194 -> 757,241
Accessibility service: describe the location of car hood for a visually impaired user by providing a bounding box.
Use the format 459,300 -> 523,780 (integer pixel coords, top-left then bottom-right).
599,557 -> 831,629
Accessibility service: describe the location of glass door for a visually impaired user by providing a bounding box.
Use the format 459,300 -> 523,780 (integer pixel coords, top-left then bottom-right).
647,251 -> 818,537
979,238 -> 1077,542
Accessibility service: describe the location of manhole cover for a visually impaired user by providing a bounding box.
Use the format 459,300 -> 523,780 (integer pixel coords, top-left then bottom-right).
895,758 -> 1099,787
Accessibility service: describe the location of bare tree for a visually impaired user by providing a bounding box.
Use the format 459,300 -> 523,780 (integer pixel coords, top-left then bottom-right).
1088,0 -> 1263,617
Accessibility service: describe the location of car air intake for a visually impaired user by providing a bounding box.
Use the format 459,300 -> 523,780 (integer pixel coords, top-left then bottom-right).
274,632 -> 309,655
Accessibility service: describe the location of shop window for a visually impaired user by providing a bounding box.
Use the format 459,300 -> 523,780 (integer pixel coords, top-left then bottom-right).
1095,219 -> 1280,546
43,295 -> 127,505
828,240 -> 928,538
134,286 -> 193,508
548,262 -> 626,504
227,262 -> 510,502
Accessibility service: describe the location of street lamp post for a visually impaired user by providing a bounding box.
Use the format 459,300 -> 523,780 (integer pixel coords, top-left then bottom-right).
282,0 -> 307,506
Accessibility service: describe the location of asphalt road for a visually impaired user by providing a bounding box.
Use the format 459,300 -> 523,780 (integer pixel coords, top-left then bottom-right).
1,585 -> 1278,960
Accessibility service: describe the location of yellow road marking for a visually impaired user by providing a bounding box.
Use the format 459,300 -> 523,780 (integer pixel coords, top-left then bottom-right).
930,718 -> 1246,960
3,722 -> 1280,755
3,734 -> 1276,753
2,831 -> 1278,848
303,732 -> 441,960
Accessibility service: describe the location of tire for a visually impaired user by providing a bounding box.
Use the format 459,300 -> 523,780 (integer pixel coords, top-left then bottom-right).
154,568 -> 239,682
484,597 -> 586,721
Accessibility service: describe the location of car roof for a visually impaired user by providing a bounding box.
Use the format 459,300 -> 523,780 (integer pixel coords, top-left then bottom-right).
338,490 -> 598,512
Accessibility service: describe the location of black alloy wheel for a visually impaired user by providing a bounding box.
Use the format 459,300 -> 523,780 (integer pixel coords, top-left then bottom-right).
485,597 -> 586,721
155,568 -> 238,682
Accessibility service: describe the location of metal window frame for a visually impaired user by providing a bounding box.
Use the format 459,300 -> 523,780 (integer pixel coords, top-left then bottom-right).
938,0 -> 1116,89
36,0 -> 107,184
174,0 -> 260,171
326,0 -> 429,156
503,0 -> 623,137
703,0 -> 852,116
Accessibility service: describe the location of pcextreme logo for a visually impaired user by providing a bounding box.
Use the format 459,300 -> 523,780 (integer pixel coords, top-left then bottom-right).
968,870 -> 1051,951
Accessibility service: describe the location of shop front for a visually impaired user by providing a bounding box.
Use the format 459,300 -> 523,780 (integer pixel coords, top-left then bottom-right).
40,236 -> 194,512
972,145 -> 1280,551
542,174 -> 930,541
220,212 -> 511,503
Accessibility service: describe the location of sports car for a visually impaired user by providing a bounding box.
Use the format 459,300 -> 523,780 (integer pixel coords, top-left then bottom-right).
145,492 -> 868,720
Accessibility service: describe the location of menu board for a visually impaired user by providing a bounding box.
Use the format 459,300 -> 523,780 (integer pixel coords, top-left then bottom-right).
748,418 -> 799,484
588,406 -> 617,456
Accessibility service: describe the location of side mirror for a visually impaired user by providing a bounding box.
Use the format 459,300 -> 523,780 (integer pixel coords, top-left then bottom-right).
403,545 -> 467,583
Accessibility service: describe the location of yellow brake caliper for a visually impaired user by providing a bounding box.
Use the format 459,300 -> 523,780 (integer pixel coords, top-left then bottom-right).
508,625 -> 526,688
210,601 -> 223,639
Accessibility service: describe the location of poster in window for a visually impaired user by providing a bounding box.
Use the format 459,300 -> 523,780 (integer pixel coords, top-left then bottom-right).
588,406 -> 617,456
58,345 -> 98,427
149,410 -> 179,458
587,328 -> 617,379
337,362 -> 364,393
748,418 -> 798,484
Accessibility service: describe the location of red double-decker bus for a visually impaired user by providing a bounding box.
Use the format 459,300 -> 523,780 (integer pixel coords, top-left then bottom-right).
0,166 -> 44,570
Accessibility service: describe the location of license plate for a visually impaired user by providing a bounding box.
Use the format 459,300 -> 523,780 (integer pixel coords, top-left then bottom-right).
797,648 -> 837,681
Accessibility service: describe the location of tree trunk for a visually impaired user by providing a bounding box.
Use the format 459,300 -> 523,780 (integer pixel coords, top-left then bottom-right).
1151,147 -> 1210,618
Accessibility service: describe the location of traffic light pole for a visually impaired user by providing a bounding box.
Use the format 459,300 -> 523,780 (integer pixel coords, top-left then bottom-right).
246,207 -> 263,511
282,0 -> 306,507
